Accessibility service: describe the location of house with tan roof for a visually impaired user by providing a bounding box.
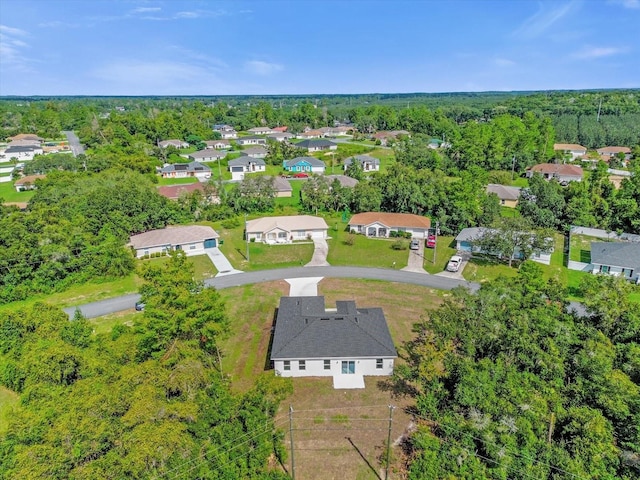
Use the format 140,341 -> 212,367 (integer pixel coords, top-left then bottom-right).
526,163 -> 583,183
372,130 -> 409,146
247,126 -> 276,135
204,139 -> 230,149
129,225 -> 220,258
486,184 -> 521,208
157,183 -> 213,201
158,139 -> 189,149
14,175 -> 46,192
246,215 -> 329,243
8,134 -> 43,142
553,143 -> 587,160
348,212 -> 431,238
597,146 -> 632,163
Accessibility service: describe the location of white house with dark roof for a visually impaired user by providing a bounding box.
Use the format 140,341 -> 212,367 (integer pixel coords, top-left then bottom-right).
455,227 -> 553,265
343,154 -> 380,172
2,145 -> 43,161
246,215 -> 328,243
267,132 -> 294,142
283,156 -> 325,174
270,296 -> 397,388
228,156 -> 266,180
218,130 -> 238,139
590,242 -> 640,282
129,225 -> 220,258
160,162 -> 211,179
204,139 -> 230,149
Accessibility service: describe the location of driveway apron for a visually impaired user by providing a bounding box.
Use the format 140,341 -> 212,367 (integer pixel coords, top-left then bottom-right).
206,247 -> 244,276
305,238 -> 330,267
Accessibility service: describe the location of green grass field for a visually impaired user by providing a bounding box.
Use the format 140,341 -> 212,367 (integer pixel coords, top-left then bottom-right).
0,387 -> 19,435
569,233 -> 615,262
0,181 -> 35,203
423,236 -> 457,274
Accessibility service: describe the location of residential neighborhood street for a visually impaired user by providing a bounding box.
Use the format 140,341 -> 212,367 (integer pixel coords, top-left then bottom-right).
63,130 -> 85,156
63,266 -> 479,319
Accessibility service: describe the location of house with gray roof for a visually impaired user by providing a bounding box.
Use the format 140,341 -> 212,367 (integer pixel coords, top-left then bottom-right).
227,155 -> 266,180
160,161 -> 211,179
283,156 -> 325,174
187,149 -> 227,162
242,146 -> 268,158
325,174 -> 359,188
486,184 -> 521,208
455,227 -> 553,265
236,135 -> 267,146
267,132 -> 294,142
129,225 -> 220,258
343,154 -> 380,172
270,296 -> 397,388
590,242 -> 640,283
296,139 -> 337,152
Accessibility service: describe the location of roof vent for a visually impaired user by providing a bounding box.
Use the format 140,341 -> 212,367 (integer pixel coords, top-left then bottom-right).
321,317 -> 330,321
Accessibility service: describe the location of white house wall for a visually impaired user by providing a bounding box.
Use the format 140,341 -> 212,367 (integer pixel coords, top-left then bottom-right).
135,241 -> 207,258
274,357 -> 394,378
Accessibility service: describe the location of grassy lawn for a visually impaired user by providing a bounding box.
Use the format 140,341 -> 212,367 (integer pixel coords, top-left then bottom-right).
0,386 -> 19,435
212,218 -> 314,271
89,310 -> 139,335
569,233 -> 616,262
156,176 -> 199,186
275,179 -> 303,208
0,181 -> 35,203
423,236 -> 457,274
500,206 -> 521,217
218,278 -> 445,480
463,256 -> 518,283
325,215 -> 410,269
512,177 -> 529,188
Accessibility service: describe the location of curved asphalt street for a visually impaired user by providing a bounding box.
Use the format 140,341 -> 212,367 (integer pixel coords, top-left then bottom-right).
64,266 -> 479,319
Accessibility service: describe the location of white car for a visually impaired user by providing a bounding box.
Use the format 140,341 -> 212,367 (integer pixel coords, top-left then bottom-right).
446,255 -> 463,272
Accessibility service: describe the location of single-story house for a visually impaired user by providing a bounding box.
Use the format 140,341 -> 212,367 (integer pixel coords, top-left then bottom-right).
14,174 -> 46,192
272,126 -> 288,132
160,162 -> 211,179
297,129 -> 324,139
219,130 -> 238,139
8,133 -> 43,142
158,139 -> 189,149
343,154 -> 380,172
213,124 -> 235,132
319,126 -> 352,137
187,149 -> 227,162
269,176 -> 293,197
270,296 -> 397,386
325,174 -> 359,188
296,139 -> 337,152
283,156 -> 325,174
596,146 -> 632,162
526,163 -> 583,183
455,227 -> 553,265
157,182 -> 216,202
247,126 -> 276,135
228,156 -> 267,181
267,132 -> 295,142
554,143 -> 587,159
242,146 -> 268,158
246,215 -> 329,243
204,139 -> 231,149
348,212 -> 431,238
129,225 -> 220,258
486,184 -> 521,208
236,136 -> 267,146
2,145 -> 43,161
372,130 -> 409,146
590,242 -> 640,283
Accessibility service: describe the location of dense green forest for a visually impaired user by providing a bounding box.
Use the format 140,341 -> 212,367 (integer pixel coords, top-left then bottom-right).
0,253 -> 290,479
394,265 -> 640,479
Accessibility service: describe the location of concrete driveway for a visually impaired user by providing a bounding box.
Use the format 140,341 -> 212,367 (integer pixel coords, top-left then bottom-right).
305,238 -> 330,267
435,253 -> 470,279
402,238 -> 428,274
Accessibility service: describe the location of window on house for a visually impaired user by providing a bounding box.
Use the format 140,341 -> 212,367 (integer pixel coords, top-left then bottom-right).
278,231 -> 287,239
376,359 -> 383,369
299,360 -> 306,371
283,361 -> 290,371
341,361 -> 355,374
324,360 -> 331,370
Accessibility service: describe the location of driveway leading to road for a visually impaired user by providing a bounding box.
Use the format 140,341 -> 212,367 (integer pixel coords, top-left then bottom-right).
63,130 -> 85,157
402,239 -> 428,274
305,238 -> 330,267
64,266 -> 479,319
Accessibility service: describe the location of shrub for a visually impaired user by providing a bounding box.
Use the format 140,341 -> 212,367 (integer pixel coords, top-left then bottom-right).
392,239 -> 408,250
344,234 -> 355,246
221,217 -> 241,229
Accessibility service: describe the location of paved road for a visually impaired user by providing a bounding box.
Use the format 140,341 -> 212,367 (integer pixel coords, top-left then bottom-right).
63,130 -> 85,157
64,266 -> 479,319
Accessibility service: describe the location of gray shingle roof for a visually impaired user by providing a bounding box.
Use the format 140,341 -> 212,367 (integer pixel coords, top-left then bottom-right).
270,296 -> 397,360
297,139 -> 337,149
344,154 -> 380,167
160,161 -> 211,174
228,156 -> 266,167
590,242 -> 640,270
486,184 -> 521,201
283,156 -> 325,168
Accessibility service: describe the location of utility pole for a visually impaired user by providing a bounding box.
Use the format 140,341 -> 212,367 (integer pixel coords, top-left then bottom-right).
385,405 -> 395,480
245,213 -> 250,262
289,405 -> 296,480
432,221 -> 439,264
511,155 -> 516,181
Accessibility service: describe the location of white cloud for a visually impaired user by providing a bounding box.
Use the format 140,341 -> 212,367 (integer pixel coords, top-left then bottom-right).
0,24 -> 32,72
130,7 -> 162,14
244,60 -> 283,76
574,46 -> 627,59
513,1 -> 580,39
166,45 -> 228,69
608,0 -> 640,8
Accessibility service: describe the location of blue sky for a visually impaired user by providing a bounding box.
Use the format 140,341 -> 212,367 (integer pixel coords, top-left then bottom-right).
1,0 -> 639,95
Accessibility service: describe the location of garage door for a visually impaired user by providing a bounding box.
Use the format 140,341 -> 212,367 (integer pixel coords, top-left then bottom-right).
311,230 -> 325,238
204,238 -> 217,248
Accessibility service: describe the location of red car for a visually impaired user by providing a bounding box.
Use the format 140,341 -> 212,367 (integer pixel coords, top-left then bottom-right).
292,172 -> 309,178
426,235 -> 436,248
